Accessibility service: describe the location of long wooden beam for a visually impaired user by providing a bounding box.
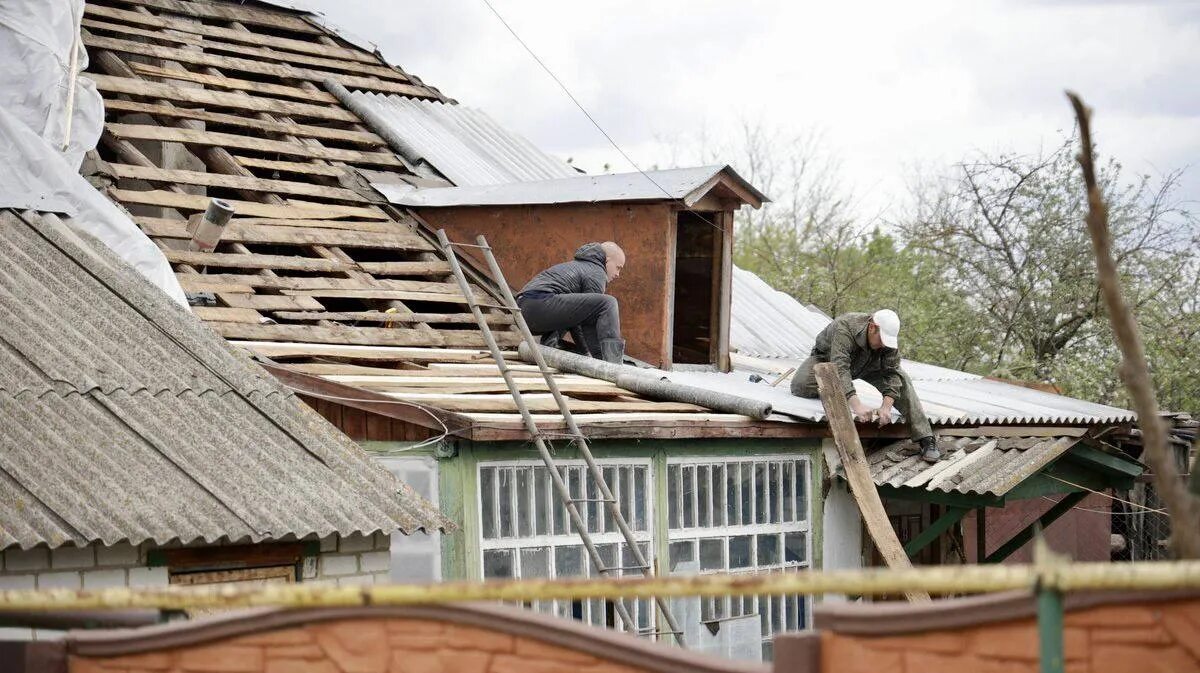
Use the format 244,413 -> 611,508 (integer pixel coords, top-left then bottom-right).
815,362 -> 931,603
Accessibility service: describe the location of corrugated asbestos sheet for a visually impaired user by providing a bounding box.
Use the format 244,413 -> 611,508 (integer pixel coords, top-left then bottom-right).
377,165 -> 770,208
349,91 -> 577,186
715,266 -> 1135,425
0,210 -> 450,550
861,435 -> 1079,496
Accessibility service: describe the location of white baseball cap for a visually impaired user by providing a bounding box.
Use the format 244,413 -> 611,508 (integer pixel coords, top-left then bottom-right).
872,309 -> 900,349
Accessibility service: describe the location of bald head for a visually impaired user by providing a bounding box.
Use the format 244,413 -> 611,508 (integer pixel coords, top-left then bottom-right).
601,241 -> 625,282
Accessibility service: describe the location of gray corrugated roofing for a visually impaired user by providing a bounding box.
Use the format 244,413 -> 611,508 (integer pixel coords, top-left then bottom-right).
349,92 -> 577,186
0,210 -> 450,550
862,435 -> 1078,496
376,165 -> 768,209
725,266 -> 1135,426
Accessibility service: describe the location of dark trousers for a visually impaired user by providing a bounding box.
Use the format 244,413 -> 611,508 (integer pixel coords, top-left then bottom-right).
790,357 -> 933,440
518,293 -> 621,358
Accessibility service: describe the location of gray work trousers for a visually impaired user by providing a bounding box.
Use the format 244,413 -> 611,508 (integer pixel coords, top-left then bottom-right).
791,357 -> 933,440
518,293 -> 621,358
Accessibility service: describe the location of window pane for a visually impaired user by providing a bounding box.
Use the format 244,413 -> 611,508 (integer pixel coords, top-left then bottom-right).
758,533 -> 780,566
483,549 -> 514,578
729,535 -> 753,568
634,467 -> 647,531
698,465 -> 711,528
726,464 -> 738,525
785,532 -> 807,564
568,468 -> 584,534
668,465 -> 680,529
622,542 -> 649,576
769,462 -> 781,524
669,540 -> 696,572
714,464 -> 726,526
739,464 -> 753,525
593,543 -> 617,577
783,462 -> 795,522
699,538 -> 724,571
795,462 -> 808,522
498,468 -> 514,537
553,467 -> 568,535
480,468 -> 496,539
555,545 -> 584,578
517,468 -> 532,537
755,463 -> 768,524
603,467 -> 616,532
682,466 -> 695,528
521,547 -> 550,579
535,468 -> 550,535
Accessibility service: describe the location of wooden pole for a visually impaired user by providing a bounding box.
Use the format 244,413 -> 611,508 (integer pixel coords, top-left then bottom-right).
2,561 -> 1200,612
813,362 -> 931,602
1067,92 -> 1200,558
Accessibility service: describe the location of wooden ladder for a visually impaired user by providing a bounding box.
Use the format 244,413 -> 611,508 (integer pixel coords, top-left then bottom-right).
436,230 -> 685,644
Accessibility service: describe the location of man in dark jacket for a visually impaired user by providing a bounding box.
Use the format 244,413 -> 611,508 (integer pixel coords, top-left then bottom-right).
791,309 -> 939,462
516,242 -> 626,363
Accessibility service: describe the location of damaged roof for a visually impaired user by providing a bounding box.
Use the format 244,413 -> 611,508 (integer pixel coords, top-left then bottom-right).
0,209 -> 450,550
725,266 -> 1135,426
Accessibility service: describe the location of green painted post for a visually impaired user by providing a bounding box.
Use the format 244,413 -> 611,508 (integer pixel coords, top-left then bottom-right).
1037,584 -> 1065,673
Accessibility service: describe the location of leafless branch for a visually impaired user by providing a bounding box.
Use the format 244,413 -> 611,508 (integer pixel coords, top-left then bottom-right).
1068,91 -> 1200,558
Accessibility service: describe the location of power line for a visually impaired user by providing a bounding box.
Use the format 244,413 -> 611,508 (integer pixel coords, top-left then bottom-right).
478,0 -> 726,232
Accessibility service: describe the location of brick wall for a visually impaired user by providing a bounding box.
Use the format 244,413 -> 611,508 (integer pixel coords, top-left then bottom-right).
63,608 -> 758,673
815,597 -> 1200,673
311,533 -> 393,586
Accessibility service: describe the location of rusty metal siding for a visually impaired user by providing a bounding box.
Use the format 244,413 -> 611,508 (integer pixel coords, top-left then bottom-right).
419,202 -> 676,368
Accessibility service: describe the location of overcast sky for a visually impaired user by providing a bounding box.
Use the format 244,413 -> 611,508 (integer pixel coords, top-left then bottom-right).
301,0 -> 1199,215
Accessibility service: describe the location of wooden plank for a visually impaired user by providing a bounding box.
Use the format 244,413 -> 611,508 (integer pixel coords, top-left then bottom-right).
84,33 -> 435,97
82,12 -> 416,83
165,250 -> 350,272
105,123 -> 403,167
111,164 -> 368,203
109,0 -> 321,34
214,323 -> 520,348
291,363 -> 543,377
272,311 -> 509,325
175,280 -> 255,294
281,289 -> 484,305
136,217 -> 431,251
190,306 -> 263,323
102,99 -> 384,146
388,394 -> 702,414
84,4 -> 378,65
127,61 -> 337,104
219,293 -> 324,311
358,261 -> 453,276
814,362 -> 930,603
220,218 -> 394,233
110,189 -> 386,221
232,156 -> 347,177
172,273 -> 457,292
88,73 -> 358,122
234,341 -> 499,363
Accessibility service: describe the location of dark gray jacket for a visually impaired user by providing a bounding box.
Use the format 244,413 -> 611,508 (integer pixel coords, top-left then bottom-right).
810,312 -> 903,399
518,243 -> 608,297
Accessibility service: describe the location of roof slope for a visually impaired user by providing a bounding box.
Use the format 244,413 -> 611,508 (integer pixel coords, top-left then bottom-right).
0,209 -> 449,550
725,266 -> 1135,426
81,0 -> 736,435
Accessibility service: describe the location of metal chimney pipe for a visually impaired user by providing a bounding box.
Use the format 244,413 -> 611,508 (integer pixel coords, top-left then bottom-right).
188,198 -> 235,253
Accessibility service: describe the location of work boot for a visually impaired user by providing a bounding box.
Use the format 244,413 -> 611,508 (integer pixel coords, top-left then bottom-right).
599,338 -> 625,364
539,331 -> 562,349
918,436 -> 940,463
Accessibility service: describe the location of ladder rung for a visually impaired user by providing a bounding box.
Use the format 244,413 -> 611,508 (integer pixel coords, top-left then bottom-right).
599,564 -> 651,573
443,241 -> 492,250
569,497 -> 616,503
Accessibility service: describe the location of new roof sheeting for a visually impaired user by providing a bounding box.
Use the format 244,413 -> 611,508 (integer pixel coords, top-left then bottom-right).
377,165 -> 770,208
349,92 -> 577,186
0,210 -> 450,550
721,266 -> 1135,425
862,435 -> 1079,496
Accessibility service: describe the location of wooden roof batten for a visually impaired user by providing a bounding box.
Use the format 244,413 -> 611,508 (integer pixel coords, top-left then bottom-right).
85,0 -> 739,438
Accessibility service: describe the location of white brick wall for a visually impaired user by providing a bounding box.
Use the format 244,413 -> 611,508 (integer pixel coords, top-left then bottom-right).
375,456 -> 441,583
310,534 -> 393,585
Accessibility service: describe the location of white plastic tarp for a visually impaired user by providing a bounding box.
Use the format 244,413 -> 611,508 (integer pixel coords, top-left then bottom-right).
0,0 -> 187,306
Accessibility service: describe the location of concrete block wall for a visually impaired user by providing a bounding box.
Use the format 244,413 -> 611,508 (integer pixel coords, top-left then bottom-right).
310,533 -> 392,587
0,543 -> 168,641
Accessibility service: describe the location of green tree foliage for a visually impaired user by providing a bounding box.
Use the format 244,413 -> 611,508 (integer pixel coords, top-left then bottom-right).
726,128 -> 1199,413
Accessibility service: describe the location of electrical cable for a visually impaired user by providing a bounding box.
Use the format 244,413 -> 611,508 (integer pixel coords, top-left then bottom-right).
477,0 -> 728,233
286,386 -> 451,452
1042,474 -> 1170,515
